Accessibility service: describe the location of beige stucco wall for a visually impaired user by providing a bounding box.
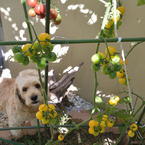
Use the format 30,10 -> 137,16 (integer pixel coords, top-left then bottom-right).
0,0 -> 145,113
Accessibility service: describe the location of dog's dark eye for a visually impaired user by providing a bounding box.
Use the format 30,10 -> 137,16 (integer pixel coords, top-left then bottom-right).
23,87 -> 27,92
35,84 -> 40,88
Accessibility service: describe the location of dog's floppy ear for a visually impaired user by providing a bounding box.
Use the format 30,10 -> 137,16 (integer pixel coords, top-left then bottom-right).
13,83 -> 24,110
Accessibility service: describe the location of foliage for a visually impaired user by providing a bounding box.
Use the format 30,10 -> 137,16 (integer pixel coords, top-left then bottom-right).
137,0 -> 145,6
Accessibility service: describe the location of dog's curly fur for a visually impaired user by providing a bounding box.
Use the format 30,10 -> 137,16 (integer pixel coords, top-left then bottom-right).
0,69 -> 48,137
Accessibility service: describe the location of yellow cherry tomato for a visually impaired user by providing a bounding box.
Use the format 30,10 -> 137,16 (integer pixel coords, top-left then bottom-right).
117,6 -> 125,15
117,71 -> 124,78
114,96 -> 120,102
88,127 -> 95,134
42,117 -> 50,124
99,127 -> 105,133
39,104 -> 48,112
119,78 -> 126,84
97,52 -> 106,59
38,33 -> 51,45
89,120 -> 99,128
58,135 -> 64,141
105,46 -> 116,55
102,115 -> 108,122
130,124 -> 138,131
36,111 -> 43,120
109,99 -> 117,106
128,130 -> 135,138
48,104 -> 55,112
100,121 -> 106,128
120,59 -> 128,65
113,16 -> 120,22
107,119 -> 114,128
105,21 -> 113,29
49,110 -> 57,118
22,43 -> 36,56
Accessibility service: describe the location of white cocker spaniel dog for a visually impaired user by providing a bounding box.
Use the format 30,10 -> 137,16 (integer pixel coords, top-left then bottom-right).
0,69 -> 49,137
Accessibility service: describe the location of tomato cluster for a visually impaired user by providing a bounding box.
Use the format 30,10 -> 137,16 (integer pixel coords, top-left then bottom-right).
109,95 -> 120,106
88,115 -> 114,136
36,104 -> 57,124
98,5 -> 125,39
12,33 -> 57,69
27,0 -> 62,24
128,123 -> 138,138
91,46 -> 129,85
91,46 -> 121,80
116,58 -> 129,86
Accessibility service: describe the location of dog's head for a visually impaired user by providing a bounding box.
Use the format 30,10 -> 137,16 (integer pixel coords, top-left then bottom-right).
14,69 -> 45,109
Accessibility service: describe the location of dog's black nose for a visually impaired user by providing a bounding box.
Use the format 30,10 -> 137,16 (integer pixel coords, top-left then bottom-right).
30,95 -> 38,101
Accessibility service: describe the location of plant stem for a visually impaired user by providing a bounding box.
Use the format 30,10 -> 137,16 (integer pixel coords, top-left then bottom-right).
125,41 -> 143,59
48,116 -> 92,145
99,0 -> 108,5
37,119 -> 42,145
96,42 -> 100,53
37,69 -> 47,104
100,2 -> 111,37
21,0 -> 33,41
93,72 -> 97,108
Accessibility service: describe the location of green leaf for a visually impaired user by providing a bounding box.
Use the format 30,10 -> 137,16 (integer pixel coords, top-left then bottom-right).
114,110 -> 132,122
118,96 -> 130,104
137,0 -> 145,6
95,96 -> 103,103
118,126 -> 124,133
105,106 -> 116,115
117,21 -> 122,29
96,114 -> 103,122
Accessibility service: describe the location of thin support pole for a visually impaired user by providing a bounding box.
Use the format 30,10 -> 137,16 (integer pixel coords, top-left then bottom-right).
44,0 -> 51,144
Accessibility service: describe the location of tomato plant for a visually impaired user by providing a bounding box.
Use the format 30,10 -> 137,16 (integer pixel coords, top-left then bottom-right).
28,8 -> 36,17
39,104 -> 48,112
38,33 -> 51,45
36,57 -> 47,69
128,130 -> 135,138
50,8 -> 58,20
14,52 -> 25,63
91,64 -> 100,72
37,13 -> 45,19
49,110 -> 57,118
113,63 -> 122,71
53,13 -> 62,25
22,43 -> 36,56
27,0 -> 37,7
117,6 -> 125,15
22,55 -> 29,66
35,3 -> 41,14
42,43 -> 54,53
101,66 -> 111,75
106,119 -> 114,128
36,111 -> 43,120
89,120 -> 99,128
12,46 -> 22,53
109,99 -> 117,105
48,104 -> 55,112
46,52 -> 57,62
58,135 -> 64,141
91,54 -> 102,64
108,71 -> 116,79
42,117 -> 50,124
105,46 -> 116,55
40,4 -> 46,14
